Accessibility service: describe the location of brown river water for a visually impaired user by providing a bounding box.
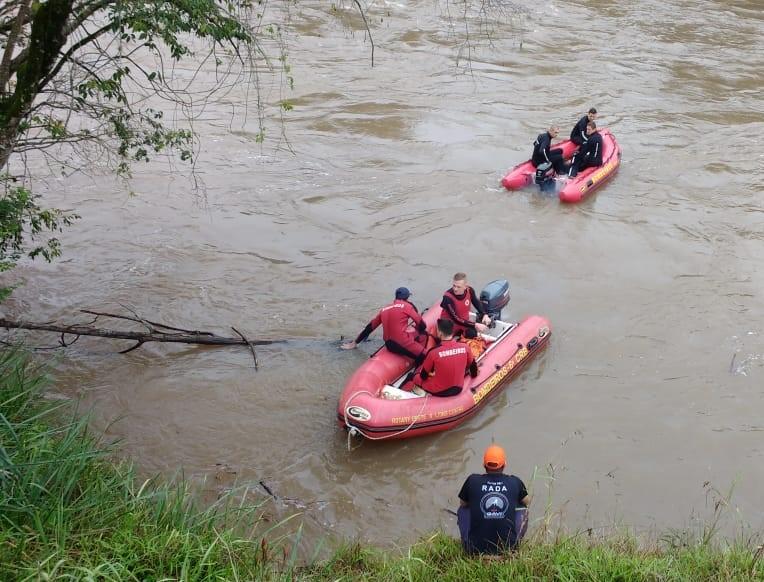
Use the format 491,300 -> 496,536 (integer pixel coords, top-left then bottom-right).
4,0 -> 764,549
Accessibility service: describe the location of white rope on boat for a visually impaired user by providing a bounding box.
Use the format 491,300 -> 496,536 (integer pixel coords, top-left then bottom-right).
342,321 -> 520,450
343,389 -> 430,450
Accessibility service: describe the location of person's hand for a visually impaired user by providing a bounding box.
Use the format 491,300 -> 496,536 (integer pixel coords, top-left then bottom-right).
475,322 -> 489,334
481,314 -> 491,325
340,341 -> 357,350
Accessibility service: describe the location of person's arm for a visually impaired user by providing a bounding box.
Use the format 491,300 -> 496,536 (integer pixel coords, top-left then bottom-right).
591,137 -> 602,165
441,296 -> 476,329
405,303 -> 427,334
469,287 -> 490,325
541,134 -> 552,163
458,477 -> 471,507
517,478 -> 530,507
417,349 -> 436,383
576,118 -> 589,144
468,359 -> 479,378
341,312 -> 382,349
465,343 -> 478,377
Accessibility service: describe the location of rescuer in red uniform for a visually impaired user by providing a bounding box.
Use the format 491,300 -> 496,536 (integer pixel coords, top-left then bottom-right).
413,318 -> 479,397
440,272 -> 491,338
341,287 -> 427,364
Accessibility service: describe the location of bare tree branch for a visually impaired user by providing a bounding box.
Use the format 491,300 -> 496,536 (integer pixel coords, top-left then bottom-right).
0,316 -> 283,347
231,326 -> 258,370
39,22 -> 113,91
80,308 -> 216,336
352,0 -> 374,67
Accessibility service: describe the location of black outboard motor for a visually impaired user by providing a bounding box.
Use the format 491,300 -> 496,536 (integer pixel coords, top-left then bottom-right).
534,161 -> 556,192
480,279 -> 510,322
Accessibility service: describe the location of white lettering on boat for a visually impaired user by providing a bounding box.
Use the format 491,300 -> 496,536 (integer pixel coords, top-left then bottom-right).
390,405 -> 464,426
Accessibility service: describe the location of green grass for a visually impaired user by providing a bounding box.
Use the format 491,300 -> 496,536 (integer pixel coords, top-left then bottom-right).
2,346 -> 764,581
299,532 -> 764,581
0,347 -> 294,580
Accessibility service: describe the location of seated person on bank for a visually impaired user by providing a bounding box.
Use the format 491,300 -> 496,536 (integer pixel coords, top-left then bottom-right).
531,126 -> 567,175
341,287 -> 427,365
412,319 -> 479,397
457,445 -> 530,555
567,121 -> 603,178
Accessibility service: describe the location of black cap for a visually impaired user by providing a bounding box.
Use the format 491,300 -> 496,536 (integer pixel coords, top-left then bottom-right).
395,287 -> 411,300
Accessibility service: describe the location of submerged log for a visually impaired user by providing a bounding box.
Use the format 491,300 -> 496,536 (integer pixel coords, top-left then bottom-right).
0,308 -> 283,368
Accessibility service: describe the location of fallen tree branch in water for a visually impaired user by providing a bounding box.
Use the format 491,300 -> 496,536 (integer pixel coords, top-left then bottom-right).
0,309 -> 285,367
231,326 -> 258,371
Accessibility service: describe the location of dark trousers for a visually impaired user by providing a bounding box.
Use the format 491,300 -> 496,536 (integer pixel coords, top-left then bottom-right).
385,338 -> 425,366
424,385 -> 462,397
568,152 -> 599,178
544,148 -> 567,174
457,506 -> 528,553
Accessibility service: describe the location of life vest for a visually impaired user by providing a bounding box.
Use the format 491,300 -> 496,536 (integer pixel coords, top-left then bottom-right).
463,336 -> 488,359
440,288 -> 472,328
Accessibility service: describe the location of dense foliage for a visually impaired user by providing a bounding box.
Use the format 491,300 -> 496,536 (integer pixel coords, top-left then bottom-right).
0,0 -> 281,287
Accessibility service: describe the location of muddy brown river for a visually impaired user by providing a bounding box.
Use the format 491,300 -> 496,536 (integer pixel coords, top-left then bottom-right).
4,0 -> 764,549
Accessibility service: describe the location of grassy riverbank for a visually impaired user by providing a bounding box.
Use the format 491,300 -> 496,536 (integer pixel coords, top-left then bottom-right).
0,348 -> 283,580
2,347 -> 762,580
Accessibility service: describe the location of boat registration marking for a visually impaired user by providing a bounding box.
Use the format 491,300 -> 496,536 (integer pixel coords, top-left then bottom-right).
391,405 -> 465,426
579,158 -> 617,193
472,346 -> 530,405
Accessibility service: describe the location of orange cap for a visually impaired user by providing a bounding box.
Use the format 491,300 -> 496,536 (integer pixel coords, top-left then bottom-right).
483,445 -> 506,470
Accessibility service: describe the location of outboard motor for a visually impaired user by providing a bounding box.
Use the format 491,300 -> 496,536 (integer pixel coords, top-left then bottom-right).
480,279 -> 510,322
534,161 -> 556,192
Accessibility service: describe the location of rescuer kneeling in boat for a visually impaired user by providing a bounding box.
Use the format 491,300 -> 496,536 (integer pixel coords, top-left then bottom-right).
567,121 -> 603,178
412,318 -> 478,397
440,272 -> 491,337
457,445 -> 530,555
341,287 -> 427,365
531,125 -> 568,175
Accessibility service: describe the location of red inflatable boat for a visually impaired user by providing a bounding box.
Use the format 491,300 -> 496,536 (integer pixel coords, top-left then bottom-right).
337,282 -> 551,440
501,129 -> 621,203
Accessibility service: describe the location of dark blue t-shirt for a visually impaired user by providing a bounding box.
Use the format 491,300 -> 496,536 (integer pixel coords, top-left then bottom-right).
458,473 -> 528,554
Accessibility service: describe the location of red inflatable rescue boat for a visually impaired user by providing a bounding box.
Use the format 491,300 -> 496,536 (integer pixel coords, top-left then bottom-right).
337,281 -> 551,440
501,129 -> 621,203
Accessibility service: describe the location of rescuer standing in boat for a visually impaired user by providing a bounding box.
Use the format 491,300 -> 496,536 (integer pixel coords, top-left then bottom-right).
457,445 -> 530,554
341,287 -> 427,364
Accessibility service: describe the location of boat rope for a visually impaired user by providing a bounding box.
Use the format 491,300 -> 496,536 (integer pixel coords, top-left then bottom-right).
343,390 -> 430,450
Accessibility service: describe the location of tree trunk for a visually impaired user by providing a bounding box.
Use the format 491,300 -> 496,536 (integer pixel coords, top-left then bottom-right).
0,318 -> 280,347
0,0 -> 75,169
1,310 -> 285,369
